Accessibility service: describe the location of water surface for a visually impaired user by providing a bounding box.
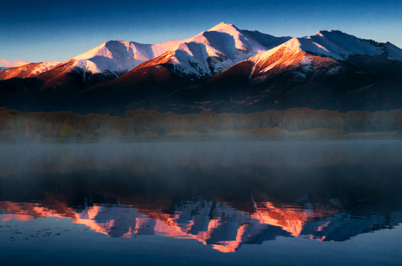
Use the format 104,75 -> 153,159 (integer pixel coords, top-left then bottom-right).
1,141 -> 402,265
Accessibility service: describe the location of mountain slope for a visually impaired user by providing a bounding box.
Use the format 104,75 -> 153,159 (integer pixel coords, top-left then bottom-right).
166,32 -> 402,113
135,22 -> 291,78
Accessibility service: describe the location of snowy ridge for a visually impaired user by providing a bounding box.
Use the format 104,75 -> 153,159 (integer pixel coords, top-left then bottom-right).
69,25 -> 400,79
0,61 -> 64,80
31,61 -> 63,75
251,30 -> 402,67
240,30 -> 292,50
160,22 -> 291,77
72,39 -> 183,74
248,38 -> 325,82
86,22 -> 291,78
68,22 -> 285,77
247,30 -> 402,83
307,30 -> 402,61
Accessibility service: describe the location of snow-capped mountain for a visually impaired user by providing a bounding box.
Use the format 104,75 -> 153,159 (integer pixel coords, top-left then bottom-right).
248,30 -> 402,84
255,30 -> 402,63
70,39 -> 184,75
147,22 -> 291,78
0,23 -> 402,113
303,30 -> 402,61
0,61 -> 63,80
0,22 -> 290,84
68,22 -> 290,79
184,30 -> 402,112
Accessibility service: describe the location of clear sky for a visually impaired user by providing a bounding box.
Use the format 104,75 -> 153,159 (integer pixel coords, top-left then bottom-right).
1,0 -> 401,64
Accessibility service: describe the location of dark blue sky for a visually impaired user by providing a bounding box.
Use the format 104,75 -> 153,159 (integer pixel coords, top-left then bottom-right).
1,0 -> 401,63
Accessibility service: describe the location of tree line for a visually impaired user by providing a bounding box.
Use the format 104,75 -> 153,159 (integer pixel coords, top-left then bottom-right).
1,107 -> 402,141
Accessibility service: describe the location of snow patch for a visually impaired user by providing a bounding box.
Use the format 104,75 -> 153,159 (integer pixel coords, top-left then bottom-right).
31,61 -> 63,75
326,66 -> 343,76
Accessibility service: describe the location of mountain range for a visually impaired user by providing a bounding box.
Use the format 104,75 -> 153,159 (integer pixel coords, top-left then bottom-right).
1,22 -> 402,114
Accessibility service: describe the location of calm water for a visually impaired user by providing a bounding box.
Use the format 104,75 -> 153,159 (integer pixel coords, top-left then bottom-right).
1,141 -> 402,265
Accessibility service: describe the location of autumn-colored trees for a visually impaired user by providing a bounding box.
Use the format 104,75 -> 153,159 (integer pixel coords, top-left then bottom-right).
0,107 -> 402,141
343,110 -> 397,132
0,107 -> 20,139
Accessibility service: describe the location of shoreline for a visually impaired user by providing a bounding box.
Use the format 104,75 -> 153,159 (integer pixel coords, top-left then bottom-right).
1,131 -> 402,144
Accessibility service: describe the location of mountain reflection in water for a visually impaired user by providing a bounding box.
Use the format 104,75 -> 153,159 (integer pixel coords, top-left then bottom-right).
1,141 -> 402,254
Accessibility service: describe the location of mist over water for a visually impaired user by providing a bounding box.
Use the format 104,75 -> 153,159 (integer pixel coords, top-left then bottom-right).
1,141 -> 402,265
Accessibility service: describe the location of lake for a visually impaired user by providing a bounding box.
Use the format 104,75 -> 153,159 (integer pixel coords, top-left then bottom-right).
1,141 -> 402,265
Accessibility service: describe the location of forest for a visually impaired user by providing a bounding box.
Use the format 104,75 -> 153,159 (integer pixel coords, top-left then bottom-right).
1,107 -> 402,141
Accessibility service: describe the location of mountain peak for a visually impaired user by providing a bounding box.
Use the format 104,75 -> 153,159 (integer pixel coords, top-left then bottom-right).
312,30 -> 326,37
208,22 -> 237,32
